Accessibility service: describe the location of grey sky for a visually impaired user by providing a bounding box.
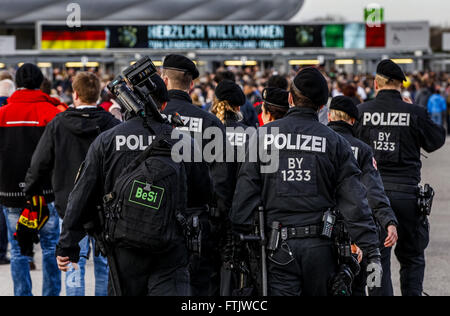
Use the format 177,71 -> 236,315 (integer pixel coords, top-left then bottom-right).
291,0 -> 447,26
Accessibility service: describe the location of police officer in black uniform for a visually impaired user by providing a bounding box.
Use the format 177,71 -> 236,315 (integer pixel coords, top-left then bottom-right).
260,87 -> 290,125
328,96 -> 399,296
231,68 -> 381,296
161,54 -> 233,296
355,60 -> 446,296
56,74 -> 210,296
211,80 -> 252,186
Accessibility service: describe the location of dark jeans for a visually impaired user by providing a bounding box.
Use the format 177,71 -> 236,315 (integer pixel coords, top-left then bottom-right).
267,238 -> 337,296
387,191 -> 429,296
3,205 -> 61,296
0,205 -> 8,259
110,242 -> 190,296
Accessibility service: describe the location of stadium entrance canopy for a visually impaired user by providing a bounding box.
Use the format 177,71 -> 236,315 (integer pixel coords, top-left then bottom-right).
0,0 -> 304,23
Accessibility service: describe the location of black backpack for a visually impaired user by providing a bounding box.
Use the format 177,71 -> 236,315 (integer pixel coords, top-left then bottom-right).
103,133 -> 187,251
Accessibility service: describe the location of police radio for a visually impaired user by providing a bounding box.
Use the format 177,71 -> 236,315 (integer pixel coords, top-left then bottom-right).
107,56 -> 165,123
321,210 -> 336,238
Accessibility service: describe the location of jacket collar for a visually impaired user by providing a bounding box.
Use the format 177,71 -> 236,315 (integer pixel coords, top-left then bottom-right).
285,106 -> 319,121
225,111 -> 242,123
328,120 -> 355,136
8,89 -> 55,105
168,90 -> 192,103
376,89 -> 402,101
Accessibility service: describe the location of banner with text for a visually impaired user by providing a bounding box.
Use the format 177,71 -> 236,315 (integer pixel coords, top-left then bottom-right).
39,22 -> 429,51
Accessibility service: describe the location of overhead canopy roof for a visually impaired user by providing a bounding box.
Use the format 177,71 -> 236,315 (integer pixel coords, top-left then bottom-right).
1,0 -> 304,23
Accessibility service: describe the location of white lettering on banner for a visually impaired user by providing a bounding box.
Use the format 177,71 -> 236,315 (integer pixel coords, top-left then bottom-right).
362,112 -> 410,126
264,133 -> 327,153
115,135 -> 155,151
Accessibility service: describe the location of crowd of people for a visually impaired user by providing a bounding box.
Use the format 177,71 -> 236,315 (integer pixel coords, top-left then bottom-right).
2,64 -> 448,130
0,57 -> 447,297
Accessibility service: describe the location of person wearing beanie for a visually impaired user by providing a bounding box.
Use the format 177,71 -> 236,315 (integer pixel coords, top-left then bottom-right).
355,59 -> 446,296
15,63 -> 44,90
232,67 -> 380,296
328,96 -> 399,297
0,63 -> 61,296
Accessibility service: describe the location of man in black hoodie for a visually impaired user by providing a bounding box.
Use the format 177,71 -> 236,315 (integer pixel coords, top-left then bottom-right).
25,72 -> 120,296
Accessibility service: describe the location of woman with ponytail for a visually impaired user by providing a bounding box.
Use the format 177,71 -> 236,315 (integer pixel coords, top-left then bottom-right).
212,80 -> 247,129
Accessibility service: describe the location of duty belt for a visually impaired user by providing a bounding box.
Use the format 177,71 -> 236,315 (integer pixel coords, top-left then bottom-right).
280,225 -> 321,241
383,182 -> 419,195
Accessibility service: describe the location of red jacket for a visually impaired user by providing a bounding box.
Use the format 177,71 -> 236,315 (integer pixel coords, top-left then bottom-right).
0,89 -> 60,207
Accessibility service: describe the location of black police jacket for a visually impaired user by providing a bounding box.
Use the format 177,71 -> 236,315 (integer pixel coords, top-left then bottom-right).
223,112 -> 254,195
231,107 -> 379,252
56,115 -> 211,260
163,90 -> 234,208
24,107 -> 120,219
328,121 -> 398,231
355,90 -> 446,185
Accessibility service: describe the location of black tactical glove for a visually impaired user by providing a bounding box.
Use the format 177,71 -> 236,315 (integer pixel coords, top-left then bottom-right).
365,248 -> 383,291
329,265 -> 354,296
329,252 -> 362,296
14,196 -> 50,257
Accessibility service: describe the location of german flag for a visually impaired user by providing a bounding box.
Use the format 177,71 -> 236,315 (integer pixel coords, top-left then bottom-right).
41,30 -> 107,50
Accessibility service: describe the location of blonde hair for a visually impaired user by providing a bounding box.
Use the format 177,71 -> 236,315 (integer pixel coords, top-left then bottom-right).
375,74 -> 402,89
211,97 -> 238,124
329,109 -> 352,123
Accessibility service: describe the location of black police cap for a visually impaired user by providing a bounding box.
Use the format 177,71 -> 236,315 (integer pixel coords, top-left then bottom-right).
215,80 -> 246,107
292,67 -> 329,107
377,59 -> 407,82
262,87 -> 289,109
163,54 -> 199,80
330,96 -> 359,119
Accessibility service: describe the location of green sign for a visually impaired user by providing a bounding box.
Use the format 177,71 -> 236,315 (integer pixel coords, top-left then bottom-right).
129,180 -> 164,210
365,7 -> 384,25
322,24 -> 344,48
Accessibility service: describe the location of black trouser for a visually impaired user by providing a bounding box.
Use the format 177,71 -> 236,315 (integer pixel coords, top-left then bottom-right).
189,213 -> 222,296
447,112 -> 450,134
352,243 -> 394,296
386,191 -> 429,296
267,238 -> 337,296
109,242 -> 190,296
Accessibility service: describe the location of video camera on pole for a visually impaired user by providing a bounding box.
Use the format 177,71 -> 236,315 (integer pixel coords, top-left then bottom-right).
107,56 -> 165,124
